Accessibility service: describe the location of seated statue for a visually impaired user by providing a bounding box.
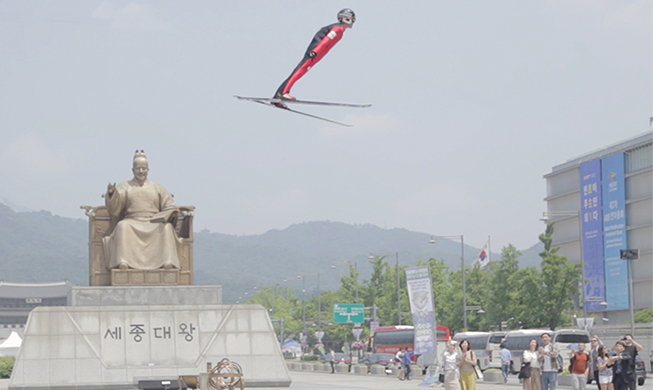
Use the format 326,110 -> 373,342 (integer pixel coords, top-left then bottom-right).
102,150 -> 182,270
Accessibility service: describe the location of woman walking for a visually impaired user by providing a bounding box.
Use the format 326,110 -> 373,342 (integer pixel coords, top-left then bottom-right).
442,340 -> 462,390
458,339 -> 477,390
523,338 -> 542,390
596,345 -> 613,390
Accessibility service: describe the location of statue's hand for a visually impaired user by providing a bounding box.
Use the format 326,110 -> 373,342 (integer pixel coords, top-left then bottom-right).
107,183 -> 116,196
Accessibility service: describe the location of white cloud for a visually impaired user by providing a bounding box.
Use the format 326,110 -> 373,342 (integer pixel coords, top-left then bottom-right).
92,1 -> 170,31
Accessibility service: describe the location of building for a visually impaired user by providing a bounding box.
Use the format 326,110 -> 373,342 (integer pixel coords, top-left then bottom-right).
0,281 -> 73,339
543,131 -> 652,324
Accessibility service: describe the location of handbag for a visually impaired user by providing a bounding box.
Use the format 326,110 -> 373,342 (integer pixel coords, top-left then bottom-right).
473,364 -> 482,379
518,362 -> 531,379
438,373 -> 445,382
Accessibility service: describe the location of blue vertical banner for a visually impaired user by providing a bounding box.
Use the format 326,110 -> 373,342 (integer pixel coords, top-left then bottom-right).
601,153 -> 629,310
405,266 -> 436,355
580,159 -> 605,312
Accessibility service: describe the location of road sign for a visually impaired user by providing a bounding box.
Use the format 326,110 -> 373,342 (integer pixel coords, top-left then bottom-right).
333,304 -> 365,324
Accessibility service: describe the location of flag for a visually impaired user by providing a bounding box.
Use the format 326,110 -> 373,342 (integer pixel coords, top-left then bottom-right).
472,239 -> 491,268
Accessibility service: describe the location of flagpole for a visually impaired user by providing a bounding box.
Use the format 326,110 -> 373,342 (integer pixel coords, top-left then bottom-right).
488,235 -> 491,264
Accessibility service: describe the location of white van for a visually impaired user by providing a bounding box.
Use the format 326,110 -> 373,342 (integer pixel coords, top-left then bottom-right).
488,331 -> 506,369
503,329 -> 552,372
553,328 -> 590,371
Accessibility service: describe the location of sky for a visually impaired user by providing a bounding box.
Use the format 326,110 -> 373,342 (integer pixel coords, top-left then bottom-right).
0,1 -> 650,251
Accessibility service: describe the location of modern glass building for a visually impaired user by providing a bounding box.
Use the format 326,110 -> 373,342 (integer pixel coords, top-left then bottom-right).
543,131 -> 652,324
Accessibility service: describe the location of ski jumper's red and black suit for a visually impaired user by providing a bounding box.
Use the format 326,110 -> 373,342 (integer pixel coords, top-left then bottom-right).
274,23 -> 345,98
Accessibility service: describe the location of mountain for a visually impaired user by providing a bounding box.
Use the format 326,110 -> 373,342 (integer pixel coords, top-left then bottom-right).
0,201 -> 543,303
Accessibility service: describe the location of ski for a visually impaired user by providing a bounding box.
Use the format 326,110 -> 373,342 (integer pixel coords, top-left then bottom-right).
234,95 -> 371,108
236,96 -> 353,127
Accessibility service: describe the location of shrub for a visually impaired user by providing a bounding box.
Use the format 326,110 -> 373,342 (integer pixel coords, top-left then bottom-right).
300,355 -> 319,361
0,356 -> 15,379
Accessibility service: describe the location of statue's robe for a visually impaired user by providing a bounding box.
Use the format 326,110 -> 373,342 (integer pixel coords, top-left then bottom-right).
103,179 -> 181,270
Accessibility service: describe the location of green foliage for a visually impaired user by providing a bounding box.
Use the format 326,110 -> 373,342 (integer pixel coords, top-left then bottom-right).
300,355 -> 318,361
0,356 -> 15,378
537,223 -> 582,330
634,308 -> 653,323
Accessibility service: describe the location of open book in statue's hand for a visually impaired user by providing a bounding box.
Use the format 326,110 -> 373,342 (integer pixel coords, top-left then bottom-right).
150,208 -> 179,223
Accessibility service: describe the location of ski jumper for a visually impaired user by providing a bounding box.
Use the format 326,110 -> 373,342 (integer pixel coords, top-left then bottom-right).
275,23 -> 345,97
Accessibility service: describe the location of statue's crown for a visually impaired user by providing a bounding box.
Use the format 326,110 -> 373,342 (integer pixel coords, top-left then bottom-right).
133,149 -> 147,160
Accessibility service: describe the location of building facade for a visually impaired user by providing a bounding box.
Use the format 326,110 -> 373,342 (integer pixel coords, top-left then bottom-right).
543,131 -> 652,324
0,281 -> 72,339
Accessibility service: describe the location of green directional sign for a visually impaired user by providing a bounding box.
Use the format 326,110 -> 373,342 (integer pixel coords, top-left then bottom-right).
333,303 -> 365,324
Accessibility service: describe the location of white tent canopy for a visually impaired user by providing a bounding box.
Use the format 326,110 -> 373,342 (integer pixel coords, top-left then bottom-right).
0,331 -> 22,356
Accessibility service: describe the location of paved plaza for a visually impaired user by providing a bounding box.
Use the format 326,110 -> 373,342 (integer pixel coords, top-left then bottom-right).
0,371 -> 616,390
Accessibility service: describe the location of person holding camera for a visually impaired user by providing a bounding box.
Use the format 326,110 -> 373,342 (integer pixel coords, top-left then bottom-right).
620,335 -> 642,390
609,341 -> 633,390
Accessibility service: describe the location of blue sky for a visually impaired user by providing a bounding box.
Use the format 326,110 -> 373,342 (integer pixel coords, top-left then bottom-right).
0,1 -> 650,250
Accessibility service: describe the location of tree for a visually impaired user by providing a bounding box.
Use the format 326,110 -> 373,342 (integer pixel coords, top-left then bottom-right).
248,285 -> 302,338
537,223 -> 583,330
484,245 -> 522,330
634,308 -> 653,323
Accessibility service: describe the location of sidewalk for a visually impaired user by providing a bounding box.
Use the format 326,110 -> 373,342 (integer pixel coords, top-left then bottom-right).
0,372 -> 569,390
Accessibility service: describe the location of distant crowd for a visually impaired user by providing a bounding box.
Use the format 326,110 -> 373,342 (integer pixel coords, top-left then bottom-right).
419,333 -> 644,390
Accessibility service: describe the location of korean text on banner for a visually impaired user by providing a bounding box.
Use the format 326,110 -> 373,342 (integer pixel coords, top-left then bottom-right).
580,159 -> 605,312
405,266 -> 436,355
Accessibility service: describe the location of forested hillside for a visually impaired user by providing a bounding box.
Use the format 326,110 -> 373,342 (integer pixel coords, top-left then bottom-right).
0,203 -> 543,302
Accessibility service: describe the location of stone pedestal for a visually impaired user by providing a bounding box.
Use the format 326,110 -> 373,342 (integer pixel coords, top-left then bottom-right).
69,286 -> 223,306
9,287 -> 290,390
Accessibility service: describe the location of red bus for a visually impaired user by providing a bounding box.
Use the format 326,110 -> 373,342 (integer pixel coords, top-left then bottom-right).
371,325 -> 451,359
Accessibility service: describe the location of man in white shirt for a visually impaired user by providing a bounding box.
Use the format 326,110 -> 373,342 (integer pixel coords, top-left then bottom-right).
538,333 -> 560,390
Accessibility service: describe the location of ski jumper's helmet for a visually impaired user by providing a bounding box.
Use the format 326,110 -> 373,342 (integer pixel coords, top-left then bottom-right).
337,9 -> 356,25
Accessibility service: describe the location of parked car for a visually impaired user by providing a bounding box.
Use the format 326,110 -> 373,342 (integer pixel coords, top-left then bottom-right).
360,353 -> 398,374
320,353 -> 352,365
635,355 -> 646,386
361,353 -> 396,366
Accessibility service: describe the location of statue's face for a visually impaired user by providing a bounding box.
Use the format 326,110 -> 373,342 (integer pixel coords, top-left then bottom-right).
132,159 -> 149,183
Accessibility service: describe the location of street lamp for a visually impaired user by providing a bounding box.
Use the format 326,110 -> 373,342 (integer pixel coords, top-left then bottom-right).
429,235 -> 466,329
540,211 -> 587,322
295,273 -> 322,331
369,252 -> 400,324
235,286 -> 258,304
284,275 -> 307,334
331,261 -> 358,303
620,249 -> 639,337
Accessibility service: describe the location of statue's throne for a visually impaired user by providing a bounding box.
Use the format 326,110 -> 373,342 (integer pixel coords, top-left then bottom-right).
80,205 -> 195,286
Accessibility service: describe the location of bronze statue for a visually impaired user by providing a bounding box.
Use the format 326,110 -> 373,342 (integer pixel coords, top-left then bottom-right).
102,150 -> 181,270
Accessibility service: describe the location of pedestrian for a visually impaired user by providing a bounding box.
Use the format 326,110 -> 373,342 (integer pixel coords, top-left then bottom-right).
590,335 -> 605,390
523,338 -> 542,390
442,340 -> 462,390
538,332 -> 560,390
570,342 -> 590,390
610,341 -> 634,390
395,347 -> 405,380
458,339 -> 477,390
500,342 -> 513,383
329,348 -> 335,373
620,334 -> 642,390
273,9 -> 355,103
403,349 -> 414,380
596,345 -> 614,390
